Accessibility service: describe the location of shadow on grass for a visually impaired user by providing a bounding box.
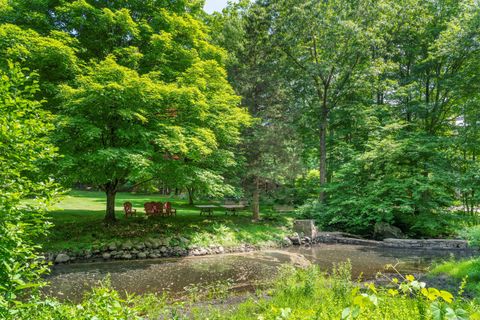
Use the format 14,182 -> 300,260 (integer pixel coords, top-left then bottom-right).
44,204 -> 294,252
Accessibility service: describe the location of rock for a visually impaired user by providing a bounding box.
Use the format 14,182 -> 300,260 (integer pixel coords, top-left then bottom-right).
135,242 -> 145,250
192,248 -> 208,256
149,239 -> 160,249
122,241 -> 133,250
283,237 -> 293,246
302,236 -> 312,244
217,246 -> 225,254
374,222 -> 404,240
288,234 -> 302,245
55,253 -> 70,263
144,240 -> 153,248
108,243 -> 117,251
137,252 -> 147,259
149,253 -> 159,259
102,253 -> 111,260
46,253 -> 55,261
122,253 -> 132,260
159,246 -> 168,253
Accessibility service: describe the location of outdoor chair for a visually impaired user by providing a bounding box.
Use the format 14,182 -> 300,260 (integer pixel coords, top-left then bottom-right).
164,202 -> 176,216
154,202 -> 163,215
123,202 -> 136,218
144,202 -> 158,216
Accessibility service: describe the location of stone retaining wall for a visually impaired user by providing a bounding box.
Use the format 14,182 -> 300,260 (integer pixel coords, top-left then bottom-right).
46,226 -> 472,265
314,232 -> 470,250
382,238 -> 468,249
45,236 -> 295,265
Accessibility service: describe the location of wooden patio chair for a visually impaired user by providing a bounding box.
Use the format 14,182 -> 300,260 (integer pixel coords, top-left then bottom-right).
144,202 -> 157,216
123,202 -> 136,218
154,202 -> 163,216
164,202 -> 176,216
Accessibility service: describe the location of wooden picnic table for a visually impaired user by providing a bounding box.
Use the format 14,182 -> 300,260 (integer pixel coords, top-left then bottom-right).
196,205 -> 218,216
220,204 -> 246,216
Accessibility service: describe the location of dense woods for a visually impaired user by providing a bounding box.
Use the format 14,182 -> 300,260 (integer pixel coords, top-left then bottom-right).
211,0 -> 480,236
1,0 -> 480,318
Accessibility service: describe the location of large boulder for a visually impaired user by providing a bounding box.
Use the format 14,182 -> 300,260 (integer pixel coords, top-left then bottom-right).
55,253 -> 70,263
374,222 -> 404,239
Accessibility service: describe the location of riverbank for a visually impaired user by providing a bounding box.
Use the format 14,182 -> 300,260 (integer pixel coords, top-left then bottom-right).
36,254 -> 480,320
41,190 -> 295,259
44,244 -> 477,302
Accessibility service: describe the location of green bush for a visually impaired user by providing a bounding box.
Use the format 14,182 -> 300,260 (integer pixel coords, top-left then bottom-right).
214,264 -> 480,320
459,225 -> 480,248
14,281 -> 142,320
0,64 -> 59,317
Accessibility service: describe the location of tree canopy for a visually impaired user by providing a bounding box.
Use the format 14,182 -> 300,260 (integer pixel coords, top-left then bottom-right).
0,0 -> 250,222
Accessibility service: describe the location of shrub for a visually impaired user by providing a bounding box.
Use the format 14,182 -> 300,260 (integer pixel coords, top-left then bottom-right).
459,225 -> 480,248
218,264 -> 480,320
14,281 -> 142,320
0,63 -> 59,318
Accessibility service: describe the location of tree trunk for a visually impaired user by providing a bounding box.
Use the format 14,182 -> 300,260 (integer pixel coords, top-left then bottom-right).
319,103 -> 328,204
187,187 -> 195,205
105,184 -> 117,223
252,177 -> 260,221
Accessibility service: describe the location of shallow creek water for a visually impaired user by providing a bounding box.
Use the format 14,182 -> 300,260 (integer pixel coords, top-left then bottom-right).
44,244 -> 475,302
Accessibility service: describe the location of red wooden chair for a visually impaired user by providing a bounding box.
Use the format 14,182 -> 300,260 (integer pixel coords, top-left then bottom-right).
123,202 -> 136,218
164,202 -> 176,216
144,202 -> 156,216
154,202 -> 163,215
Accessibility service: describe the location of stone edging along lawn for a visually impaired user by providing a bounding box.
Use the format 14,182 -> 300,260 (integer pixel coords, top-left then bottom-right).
44,231 -> 473,265
44,236 -> 299,265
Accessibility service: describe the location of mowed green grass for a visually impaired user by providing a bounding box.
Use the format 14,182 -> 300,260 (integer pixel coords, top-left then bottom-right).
41,190 -> 294,252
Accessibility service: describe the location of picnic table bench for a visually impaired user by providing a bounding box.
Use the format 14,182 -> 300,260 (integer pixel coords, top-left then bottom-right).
196,205 -> 218,216
221,204 -> 245,216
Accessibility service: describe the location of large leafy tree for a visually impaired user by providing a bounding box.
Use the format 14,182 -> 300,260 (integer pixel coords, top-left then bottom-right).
0,1 -> 250,222
58,57 -> 249,222
268,0 -> 382,203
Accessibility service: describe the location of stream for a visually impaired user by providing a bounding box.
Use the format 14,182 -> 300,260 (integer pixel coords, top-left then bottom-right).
44,244 -> 475,302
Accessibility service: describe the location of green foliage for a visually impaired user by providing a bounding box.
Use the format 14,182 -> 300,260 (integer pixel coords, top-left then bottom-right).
215,0 -> 480,236
294,170 -> 321,204
14,280 -> 143,320
459,225 -> 480,248
0,0 -> 251,221
205,265 -> 480,320
0,63 -> 58,317
324,127 -> 456,235
431,257 -> 480,295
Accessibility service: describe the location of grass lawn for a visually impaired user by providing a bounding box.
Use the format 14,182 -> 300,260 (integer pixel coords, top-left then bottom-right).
41,190 -> 294,253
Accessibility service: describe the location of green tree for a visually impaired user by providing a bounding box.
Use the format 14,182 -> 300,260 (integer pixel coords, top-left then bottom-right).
269,0 -> 382,203
0,1 -> 250,222
0,63 -> 58,317
58,57 -> 249,222
210,1 -> 304,219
